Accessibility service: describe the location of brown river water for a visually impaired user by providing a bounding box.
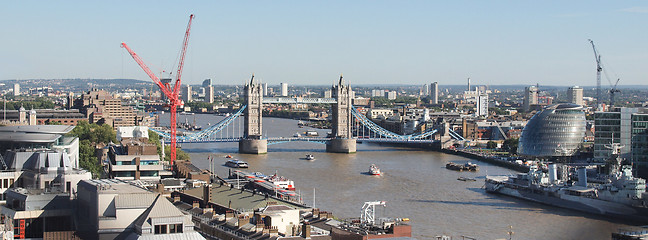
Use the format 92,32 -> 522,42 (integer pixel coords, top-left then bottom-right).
161,113 -> 637,239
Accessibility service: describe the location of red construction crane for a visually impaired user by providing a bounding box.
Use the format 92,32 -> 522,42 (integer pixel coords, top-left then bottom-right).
121,14 -> 194,165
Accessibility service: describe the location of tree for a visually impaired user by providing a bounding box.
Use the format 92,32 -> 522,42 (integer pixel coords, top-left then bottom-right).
68,120 -> 117,178
148,130 -> 163,159
502,138 -> 519,154
164,146 -> 190,162
486,140 -> 498,149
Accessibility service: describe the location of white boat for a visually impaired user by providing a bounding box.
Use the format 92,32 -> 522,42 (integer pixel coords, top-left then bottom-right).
225,159 -> 248,168
305,154 -> 315,160
293,133 -> 302,137
369,164 -> 381,175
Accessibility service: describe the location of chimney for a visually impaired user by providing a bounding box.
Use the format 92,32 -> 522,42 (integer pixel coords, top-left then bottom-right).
312,208 -> 320,218
173,195 -> 180,202
192,201 -> 200,209
225,210 -> 234,220
302,223 -> 311,239
269,226 -> 279,237
202,185 -> 211,204
238,215 -> 250,227
202,207 -> 213,215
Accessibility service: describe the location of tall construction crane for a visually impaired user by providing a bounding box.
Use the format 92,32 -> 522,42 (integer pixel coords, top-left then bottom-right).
609,78 -> 621,107
122,14 -> 195,165
588,39 -> 602,109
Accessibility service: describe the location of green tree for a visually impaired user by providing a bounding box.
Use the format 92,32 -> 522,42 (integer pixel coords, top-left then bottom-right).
78,139 -> 101,177
68,121 -> 116,178
148,130 -> 163,159
164,146 -> 190,162
486,140 -> 498,149
502,138 -> 519,154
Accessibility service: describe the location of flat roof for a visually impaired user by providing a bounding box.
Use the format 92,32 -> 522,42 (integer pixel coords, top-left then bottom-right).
0,132 -> 61,143
0,125 -> 75,134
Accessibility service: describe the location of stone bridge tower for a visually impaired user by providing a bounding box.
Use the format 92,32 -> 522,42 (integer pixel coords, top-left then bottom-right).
327,75 -> 356,153
240,75 -> 267,154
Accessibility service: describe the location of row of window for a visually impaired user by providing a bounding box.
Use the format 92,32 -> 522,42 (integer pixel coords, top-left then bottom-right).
154,224 -> 183,234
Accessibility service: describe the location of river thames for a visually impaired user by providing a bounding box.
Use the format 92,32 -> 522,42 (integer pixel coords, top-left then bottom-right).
162,113 -> 636,239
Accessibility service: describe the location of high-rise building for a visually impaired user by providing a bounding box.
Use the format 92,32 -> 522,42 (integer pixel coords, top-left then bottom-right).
262,83 -> 268,96
160,78 -> 172,102
476,91 -> 488,117
421,84 -> 429,96
280,83 -> 288,97
182,84 -> 192,103
567,86 -> 584,106
13,83 -> 20,96
430,82 -> 439,104
204,85 -> 214,103
385,91 -> 397,100
594,108 -> 648,177
523,86 -> 538,112
371,89 -> 385,97
202,79 -> 212,88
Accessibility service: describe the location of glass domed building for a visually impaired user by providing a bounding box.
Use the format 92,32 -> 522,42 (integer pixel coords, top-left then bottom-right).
518,103 -> 586,157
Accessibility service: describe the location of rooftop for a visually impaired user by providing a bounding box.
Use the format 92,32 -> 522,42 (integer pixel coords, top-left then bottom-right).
79,179 -> 150,194
0,125 -> 75,135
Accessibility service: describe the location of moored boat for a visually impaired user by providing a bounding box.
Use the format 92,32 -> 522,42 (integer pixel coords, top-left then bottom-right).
446,162 -> 479,171
485,144 -> 648,223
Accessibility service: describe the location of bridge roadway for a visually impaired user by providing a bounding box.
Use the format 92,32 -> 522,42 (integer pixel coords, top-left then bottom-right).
262,97 -> 337,104
176,137 -> 438,144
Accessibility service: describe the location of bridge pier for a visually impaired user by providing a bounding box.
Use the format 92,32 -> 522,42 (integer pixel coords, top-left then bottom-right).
239,139 -> 267,154
326,138 -> 356,153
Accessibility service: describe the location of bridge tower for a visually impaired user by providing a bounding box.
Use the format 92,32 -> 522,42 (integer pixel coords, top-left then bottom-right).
327,75 -> 357,153
240,75 -> 268,154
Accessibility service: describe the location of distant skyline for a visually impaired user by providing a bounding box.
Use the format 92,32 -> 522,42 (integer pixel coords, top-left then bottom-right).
1,1 -> 647,86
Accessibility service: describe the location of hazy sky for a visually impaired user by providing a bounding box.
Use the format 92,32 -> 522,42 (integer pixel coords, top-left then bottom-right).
1,1 -> 647,86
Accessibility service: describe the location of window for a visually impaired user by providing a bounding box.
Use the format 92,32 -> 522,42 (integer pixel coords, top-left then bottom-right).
169,224 -> 183,233
154,224 -> 167,234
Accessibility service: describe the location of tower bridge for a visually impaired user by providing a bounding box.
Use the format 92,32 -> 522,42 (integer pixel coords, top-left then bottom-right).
152,75 -> 466,153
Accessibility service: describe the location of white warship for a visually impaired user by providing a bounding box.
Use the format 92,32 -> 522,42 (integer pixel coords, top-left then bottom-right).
485,144 -> 648,223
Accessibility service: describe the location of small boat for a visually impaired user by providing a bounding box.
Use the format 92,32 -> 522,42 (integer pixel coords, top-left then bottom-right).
369,164 -> 381,175
225,159 -> 249,168
305,154 -> 315,160
293,133 -> 302,137
457,177 -> 476,181
225,155 -> 233,158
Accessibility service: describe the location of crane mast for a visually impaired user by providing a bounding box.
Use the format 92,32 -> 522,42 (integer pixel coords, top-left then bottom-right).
122,14 -> 195,165
588,39 -> 602,109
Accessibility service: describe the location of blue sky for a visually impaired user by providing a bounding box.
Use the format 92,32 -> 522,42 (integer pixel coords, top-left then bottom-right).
1,1 -> 647,86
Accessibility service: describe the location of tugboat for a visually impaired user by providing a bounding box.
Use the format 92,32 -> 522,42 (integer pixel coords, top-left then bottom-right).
369,164 -> 381,176
485,143 -> 648,223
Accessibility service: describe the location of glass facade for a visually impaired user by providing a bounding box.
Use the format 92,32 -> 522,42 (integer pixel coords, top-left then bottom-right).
518,103 -> 586,157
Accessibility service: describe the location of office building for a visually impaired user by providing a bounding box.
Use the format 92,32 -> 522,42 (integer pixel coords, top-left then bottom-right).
13,83 -> 20,96
181,84 -> 192,103
523,85 -> 539,112
594,107 -> 648,177
421,84 -> 429,96
518,103 -> 586,157
280,82 -> 288,97
430,82 -> 439,104
568,86 -> 584,106
74,89 -> 140,128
